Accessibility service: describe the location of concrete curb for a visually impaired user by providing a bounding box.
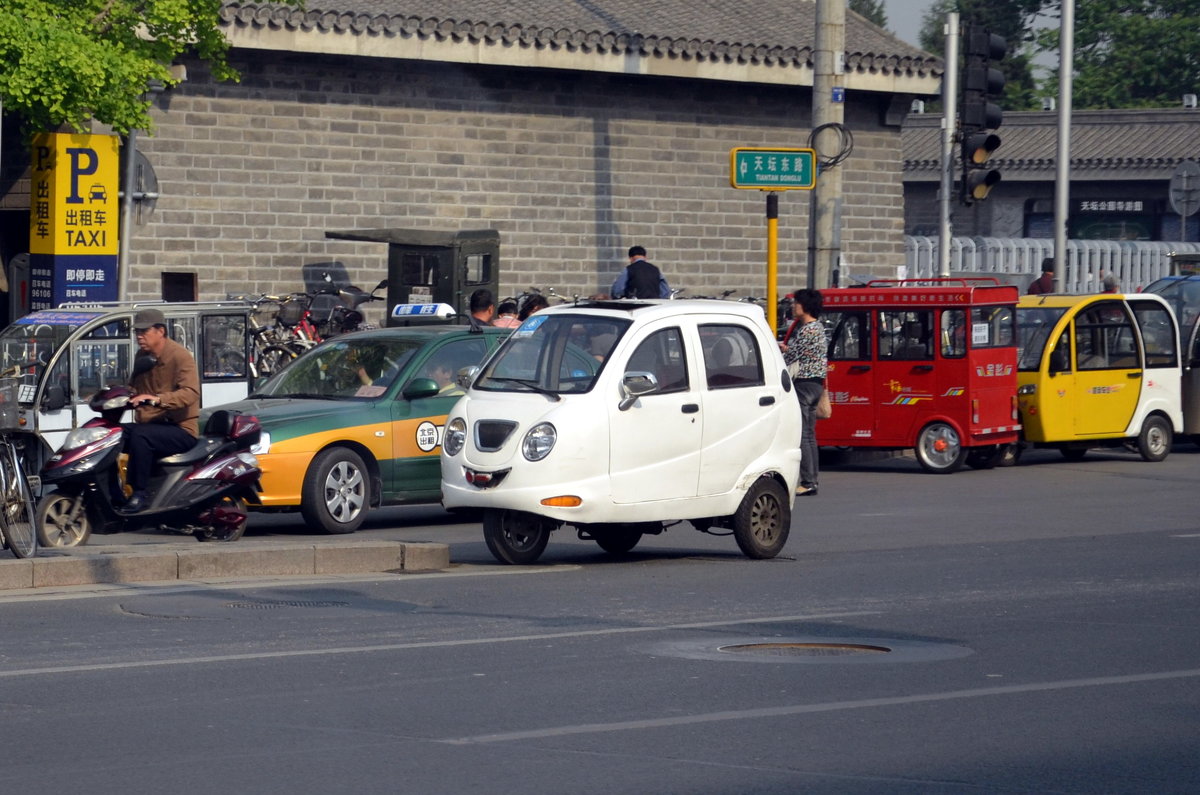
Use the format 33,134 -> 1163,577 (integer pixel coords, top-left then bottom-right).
0,541 -> 450,591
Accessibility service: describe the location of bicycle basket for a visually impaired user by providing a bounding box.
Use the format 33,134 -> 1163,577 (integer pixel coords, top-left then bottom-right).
253,300 -> 281,325
0,376 -> 21,431
276,297 -> 307,327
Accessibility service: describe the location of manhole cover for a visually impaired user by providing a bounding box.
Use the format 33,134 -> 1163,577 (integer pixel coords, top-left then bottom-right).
226,600 -> 350,610
642,636 -> 972,664
719,642 -> 891,657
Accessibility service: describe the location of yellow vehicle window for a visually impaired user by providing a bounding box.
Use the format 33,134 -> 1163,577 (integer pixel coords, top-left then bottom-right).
1074,302 -> 1138,371
1131,304 -> 1177,368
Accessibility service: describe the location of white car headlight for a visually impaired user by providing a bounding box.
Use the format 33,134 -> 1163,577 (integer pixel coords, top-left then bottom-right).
522,422 -> 556,461
444,417 -> 467,456
250,430 -> 271,456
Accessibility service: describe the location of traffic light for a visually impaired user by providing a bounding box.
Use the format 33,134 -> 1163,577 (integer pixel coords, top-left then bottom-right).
960,24 -> 1006,204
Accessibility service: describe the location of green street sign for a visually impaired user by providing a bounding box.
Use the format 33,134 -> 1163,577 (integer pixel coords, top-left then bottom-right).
730,147 -> 816,190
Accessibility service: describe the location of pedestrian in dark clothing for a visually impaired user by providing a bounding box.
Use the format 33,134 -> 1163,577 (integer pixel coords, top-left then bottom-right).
1028,259 -> 1055,295
612,245 -> 671,299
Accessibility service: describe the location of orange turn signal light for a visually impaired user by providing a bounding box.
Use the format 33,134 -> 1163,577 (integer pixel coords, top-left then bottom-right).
540,495 -> 582,508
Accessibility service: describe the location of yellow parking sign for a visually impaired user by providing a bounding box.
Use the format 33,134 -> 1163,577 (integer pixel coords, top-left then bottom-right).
28,133 -> 121,306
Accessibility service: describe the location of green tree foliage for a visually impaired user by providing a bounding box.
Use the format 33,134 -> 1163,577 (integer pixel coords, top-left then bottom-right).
849,0 -> 889,29
1036,0 -> 1200,109
919,0 -> 1042,110
0,0 -> 238,135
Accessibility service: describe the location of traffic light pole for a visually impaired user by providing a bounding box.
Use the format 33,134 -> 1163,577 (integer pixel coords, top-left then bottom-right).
1052,0 -> 1075,291
938,13 -> 960,278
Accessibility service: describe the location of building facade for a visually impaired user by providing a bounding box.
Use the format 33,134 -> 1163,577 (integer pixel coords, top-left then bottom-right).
0,1 -> 938,316
903,108 -> 1200,243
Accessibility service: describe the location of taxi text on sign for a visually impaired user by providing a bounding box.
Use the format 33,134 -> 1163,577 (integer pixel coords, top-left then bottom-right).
28,133 -> 121,309
729,148 -> 817,190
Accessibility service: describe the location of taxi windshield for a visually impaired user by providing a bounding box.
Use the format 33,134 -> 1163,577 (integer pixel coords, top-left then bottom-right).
1016,306 -> 1066,370
255,337 -> 420,399
476,314 -> 630,395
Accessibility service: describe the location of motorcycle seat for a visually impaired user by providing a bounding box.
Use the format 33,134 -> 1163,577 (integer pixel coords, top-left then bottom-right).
159,437 -> 226,467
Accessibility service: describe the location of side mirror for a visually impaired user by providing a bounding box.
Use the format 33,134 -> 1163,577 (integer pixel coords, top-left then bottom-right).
402,377 -> 440,400
456,365 -> 480,390
42,384 -> 68,412
1049,347 -> 1069,374
374,279 -> 389,292
618,370 -> 659,411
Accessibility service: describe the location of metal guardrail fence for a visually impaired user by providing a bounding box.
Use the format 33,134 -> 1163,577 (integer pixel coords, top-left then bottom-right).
905,237 -> 1200,292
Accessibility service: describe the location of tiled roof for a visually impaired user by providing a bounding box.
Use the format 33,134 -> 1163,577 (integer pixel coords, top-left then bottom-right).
220,1 -> 941,80
904,108 -> 1200,180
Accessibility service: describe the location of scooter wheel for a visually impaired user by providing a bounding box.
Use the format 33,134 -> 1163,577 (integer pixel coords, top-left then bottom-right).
37,492 -> 92,548
195,496 -> 247,542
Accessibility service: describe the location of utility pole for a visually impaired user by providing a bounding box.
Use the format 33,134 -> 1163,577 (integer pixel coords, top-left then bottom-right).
809,0 -> 845,288
1052,0 -> 1074,291
938,14 -> 960,278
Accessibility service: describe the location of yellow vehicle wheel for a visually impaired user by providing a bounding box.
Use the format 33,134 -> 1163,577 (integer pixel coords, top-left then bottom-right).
1136,415 -> 1172,462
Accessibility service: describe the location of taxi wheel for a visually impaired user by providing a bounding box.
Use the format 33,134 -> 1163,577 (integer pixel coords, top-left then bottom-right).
36,492 -> 92,548
732,478 -> 790,560
483,509 -> 551,565
915,422 -> 966,474
591,524 -> 644,555
1136,415 -> 1172,462
302,448 -> 369,534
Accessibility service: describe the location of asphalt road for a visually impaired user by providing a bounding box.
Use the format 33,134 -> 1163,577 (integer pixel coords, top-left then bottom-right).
2,446 -> 1198,794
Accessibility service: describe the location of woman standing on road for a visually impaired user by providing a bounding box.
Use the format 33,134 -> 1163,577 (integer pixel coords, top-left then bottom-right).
784,288 -> 828,497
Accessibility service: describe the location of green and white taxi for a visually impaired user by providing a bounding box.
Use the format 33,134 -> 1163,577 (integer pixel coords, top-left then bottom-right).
210,324 -> 509,533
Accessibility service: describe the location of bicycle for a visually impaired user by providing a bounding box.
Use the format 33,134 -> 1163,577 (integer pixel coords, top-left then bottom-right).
0,368 -> 37,558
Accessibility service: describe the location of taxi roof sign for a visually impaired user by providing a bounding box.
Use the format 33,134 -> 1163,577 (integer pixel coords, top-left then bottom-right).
730,147 -> 816,190
391,302 -> 456,320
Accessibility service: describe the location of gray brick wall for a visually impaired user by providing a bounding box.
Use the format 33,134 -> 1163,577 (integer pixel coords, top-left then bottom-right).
131,52 -> 908,307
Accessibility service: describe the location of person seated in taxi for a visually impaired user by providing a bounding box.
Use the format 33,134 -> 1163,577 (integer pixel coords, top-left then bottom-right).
426,356 -> 466,397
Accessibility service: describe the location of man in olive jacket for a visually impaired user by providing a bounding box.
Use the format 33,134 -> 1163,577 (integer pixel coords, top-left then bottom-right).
123,307 -> 200,511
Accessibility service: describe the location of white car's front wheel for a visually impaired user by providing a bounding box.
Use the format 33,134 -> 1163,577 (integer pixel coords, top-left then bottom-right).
483,509 -> 552,564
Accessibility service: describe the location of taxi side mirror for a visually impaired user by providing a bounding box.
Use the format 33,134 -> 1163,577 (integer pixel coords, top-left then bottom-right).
618,370 -> 658,411
403,377 -> 440,400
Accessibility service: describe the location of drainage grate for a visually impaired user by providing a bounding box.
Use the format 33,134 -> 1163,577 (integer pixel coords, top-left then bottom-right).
226,600 -> 350,610
719,642 -> 891,657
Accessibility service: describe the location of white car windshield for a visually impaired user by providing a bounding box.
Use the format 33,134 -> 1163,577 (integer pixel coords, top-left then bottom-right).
476,314 -> 631,395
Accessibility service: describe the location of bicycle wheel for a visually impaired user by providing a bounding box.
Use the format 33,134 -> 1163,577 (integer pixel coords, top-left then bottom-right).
256,344 -> 298,378
0,439 -> 36,558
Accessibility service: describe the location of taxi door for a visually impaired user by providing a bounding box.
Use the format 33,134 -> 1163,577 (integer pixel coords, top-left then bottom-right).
694,321 -> 781,496
1068,300 -> 1142,436
608,321 -> 702,503
873,308 -> 939,446
392,335 -> 493,497
819,309 -> 875,443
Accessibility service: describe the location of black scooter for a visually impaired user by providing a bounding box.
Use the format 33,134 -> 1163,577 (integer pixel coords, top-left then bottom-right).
36,384 -> 263,547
